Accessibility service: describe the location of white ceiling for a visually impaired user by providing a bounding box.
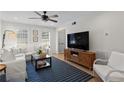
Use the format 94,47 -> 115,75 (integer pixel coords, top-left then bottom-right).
0,11 -> 102,27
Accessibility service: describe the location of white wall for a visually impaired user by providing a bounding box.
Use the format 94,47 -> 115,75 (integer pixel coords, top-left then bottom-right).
58,12 -> 124,59
0,13 -> 2,49
89,12 -> 124,58
0,20 -> 2,49
1,21 -> 57,54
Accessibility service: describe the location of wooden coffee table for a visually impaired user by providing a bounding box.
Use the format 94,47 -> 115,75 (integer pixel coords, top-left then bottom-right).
0,64 -> 6,73
31,54 -> 52,70
0,64 -> 6,82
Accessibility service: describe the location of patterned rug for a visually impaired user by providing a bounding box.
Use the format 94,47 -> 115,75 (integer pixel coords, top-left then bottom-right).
26,57 -> 93,82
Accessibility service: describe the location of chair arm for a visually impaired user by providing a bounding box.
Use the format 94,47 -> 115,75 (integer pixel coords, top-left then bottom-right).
94,59 -> 108,65
105,70 -> 124,82
0,58 -> 25,65
0,58 -> 26,72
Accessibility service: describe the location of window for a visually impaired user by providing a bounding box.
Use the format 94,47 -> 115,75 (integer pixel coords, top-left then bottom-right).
4,30 -> 17,49
17,30 -> 28,48
42,32 -> 49,40
41,32 -> 50,54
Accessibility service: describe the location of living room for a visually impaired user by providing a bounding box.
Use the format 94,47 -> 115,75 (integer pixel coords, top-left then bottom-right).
0,11 -> 124,82
1,0 -> 124,93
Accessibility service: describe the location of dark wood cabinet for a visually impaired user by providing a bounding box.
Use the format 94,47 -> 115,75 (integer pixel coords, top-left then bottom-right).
64,48 -> 96,70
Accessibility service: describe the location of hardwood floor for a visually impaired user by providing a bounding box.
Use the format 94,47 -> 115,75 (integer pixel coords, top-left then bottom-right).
53,53 -> 99,82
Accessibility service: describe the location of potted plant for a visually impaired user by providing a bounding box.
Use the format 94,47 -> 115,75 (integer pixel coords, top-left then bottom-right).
37,49 -> 46,58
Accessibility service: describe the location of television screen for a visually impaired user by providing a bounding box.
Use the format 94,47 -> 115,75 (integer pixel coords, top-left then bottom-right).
67,31 -> 89,50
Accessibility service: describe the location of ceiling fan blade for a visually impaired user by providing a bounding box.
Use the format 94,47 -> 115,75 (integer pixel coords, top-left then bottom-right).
28,17 -> 41,19
48,18 -> 58,22
34,11 -> 42,17
49,15 -> 59,18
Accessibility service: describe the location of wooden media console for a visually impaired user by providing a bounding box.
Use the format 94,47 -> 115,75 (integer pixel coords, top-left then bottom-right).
64,48 -> 96,70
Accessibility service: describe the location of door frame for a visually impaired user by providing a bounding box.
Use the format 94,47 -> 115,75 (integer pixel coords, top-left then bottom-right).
58,29 -> 66,53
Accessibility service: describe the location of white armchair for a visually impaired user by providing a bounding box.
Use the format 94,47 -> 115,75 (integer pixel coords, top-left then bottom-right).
93,51 -> 124,82
0,49 -> 27,82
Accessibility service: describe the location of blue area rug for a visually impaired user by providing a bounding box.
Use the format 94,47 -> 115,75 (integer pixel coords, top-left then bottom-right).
26,57 -> 92,82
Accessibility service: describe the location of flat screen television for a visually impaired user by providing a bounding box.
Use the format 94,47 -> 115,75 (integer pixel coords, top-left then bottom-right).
67,31 -> 89,50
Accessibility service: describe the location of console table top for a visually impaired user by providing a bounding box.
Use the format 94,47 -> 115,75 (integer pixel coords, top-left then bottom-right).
0,64 -> 6,72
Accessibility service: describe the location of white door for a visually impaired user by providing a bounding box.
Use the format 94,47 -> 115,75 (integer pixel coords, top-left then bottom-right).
58,29 -> 66,53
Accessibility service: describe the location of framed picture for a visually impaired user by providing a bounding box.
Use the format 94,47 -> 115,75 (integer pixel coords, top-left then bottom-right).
33,37 -> 38,42
33,30 -> 38,42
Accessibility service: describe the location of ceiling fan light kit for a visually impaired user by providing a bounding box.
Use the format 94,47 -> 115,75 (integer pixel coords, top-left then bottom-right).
29,11 -> 58,23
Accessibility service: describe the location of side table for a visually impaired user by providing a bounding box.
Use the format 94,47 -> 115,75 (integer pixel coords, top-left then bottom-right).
0,64 -> 6,82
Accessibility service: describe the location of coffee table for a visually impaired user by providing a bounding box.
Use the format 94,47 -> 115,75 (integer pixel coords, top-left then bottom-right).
31,54 -> 52,70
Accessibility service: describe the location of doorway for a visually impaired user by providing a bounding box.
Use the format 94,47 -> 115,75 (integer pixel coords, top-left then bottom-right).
58,29 -> 66,53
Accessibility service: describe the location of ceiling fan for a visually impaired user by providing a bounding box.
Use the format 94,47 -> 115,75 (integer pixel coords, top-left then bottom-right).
29,11 -> 58,23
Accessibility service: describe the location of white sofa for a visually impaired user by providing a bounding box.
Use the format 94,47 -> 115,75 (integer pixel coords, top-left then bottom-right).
93,51 -> 124,82
0,49 -> 27,82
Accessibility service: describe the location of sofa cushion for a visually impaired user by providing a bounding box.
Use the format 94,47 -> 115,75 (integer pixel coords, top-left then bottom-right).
15,54 -> 25,60
94,64 -> 113,81
108,51 -> 124,71
11,48 -> 20,55
1,49 -> 16,62
94,64 -> 124,81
